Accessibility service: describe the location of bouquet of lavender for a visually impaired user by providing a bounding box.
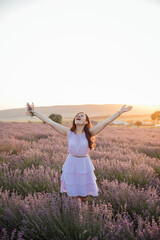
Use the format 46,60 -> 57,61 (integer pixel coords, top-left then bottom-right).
26,102 -> 35,117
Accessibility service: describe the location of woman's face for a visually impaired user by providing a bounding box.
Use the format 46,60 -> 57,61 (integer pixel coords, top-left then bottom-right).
74,112 -> 88,126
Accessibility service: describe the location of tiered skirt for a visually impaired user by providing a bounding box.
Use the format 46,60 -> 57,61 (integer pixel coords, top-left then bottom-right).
60,154 -> 99,197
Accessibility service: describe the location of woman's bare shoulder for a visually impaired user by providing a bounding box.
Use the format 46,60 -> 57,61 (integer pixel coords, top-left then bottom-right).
65,128 -> 70,138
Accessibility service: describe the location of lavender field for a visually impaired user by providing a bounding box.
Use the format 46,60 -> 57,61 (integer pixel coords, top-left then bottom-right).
0,122 -> 160,240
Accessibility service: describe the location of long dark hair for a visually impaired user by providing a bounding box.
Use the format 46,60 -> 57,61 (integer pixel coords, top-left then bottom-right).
70,112 -> 96,150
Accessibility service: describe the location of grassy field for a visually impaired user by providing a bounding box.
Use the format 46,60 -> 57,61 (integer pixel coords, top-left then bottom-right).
0,122 -> 159,239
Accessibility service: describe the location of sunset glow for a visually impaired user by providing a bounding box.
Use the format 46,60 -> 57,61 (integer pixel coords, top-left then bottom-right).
0,0 -> 160,110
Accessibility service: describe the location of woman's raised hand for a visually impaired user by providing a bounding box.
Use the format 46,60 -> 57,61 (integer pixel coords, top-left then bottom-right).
26,102 -> 35,117
120,105 -> 133,113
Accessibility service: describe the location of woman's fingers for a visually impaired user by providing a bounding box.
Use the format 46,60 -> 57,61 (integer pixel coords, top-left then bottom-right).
26,111 -> 31,116
124,106 -> 133,112
120,105 -> 133,113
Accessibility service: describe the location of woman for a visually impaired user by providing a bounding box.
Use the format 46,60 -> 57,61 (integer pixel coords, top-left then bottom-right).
26,103 -> 132,204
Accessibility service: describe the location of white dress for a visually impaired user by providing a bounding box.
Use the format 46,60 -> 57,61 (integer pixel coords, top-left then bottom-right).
60,129 -> 99,197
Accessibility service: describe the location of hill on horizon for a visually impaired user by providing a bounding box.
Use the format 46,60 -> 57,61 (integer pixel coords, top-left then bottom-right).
0,104 -> 159,122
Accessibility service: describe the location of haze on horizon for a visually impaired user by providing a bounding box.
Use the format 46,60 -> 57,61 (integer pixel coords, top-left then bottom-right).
0,0 -> 160,111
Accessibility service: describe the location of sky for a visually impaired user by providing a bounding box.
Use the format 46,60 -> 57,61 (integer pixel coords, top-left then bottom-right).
0,0 -> 160,110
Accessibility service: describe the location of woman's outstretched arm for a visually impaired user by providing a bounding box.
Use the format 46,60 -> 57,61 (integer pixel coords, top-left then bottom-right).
89,105 -> 133,137
26,102 -> 69,136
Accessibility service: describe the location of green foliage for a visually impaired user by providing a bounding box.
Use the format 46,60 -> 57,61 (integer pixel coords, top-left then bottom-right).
135,121 -> 142,127
49,113 -> 62,124
151,111 -> 160,124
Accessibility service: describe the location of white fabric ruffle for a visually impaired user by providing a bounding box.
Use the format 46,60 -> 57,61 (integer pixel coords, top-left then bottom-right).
60,155 -> 99,197
60,182 -> 99,197
62,155 -> 95,174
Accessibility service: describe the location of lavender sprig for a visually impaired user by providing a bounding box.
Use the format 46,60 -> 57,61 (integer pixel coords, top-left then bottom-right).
26,102 -> 35,117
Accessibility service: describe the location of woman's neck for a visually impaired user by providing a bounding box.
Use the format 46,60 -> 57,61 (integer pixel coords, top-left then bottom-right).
75,125 -> 85,134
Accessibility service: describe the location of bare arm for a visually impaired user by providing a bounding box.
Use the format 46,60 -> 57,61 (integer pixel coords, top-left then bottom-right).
89,105 -> 133,137
33,111 -> 69,136
89,110 -> 122,136
26,102 -> 69,136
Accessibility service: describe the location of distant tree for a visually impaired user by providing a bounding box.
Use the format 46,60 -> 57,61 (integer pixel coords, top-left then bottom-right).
151,111 -> 160,124
49,113 -> 62,124
135,121 -> 142,127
